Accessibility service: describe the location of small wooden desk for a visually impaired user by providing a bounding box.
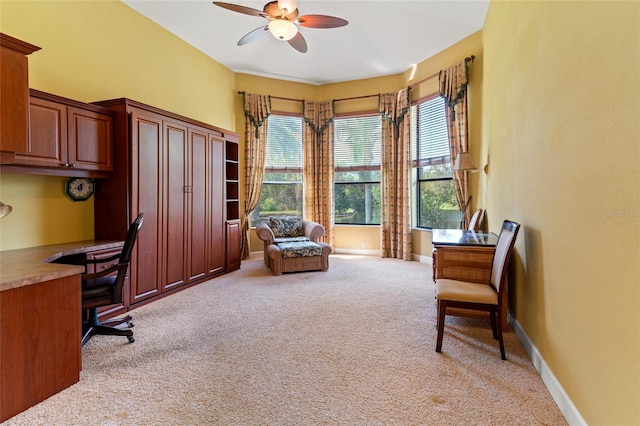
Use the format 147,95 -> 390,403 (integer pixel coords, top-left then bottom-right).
432,229 -> 508,330
432,229 -> 498,283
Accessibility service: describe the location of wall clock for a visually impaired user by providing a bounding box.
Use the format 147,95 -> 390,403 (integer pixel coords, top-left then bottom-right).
65,177 -> 95,201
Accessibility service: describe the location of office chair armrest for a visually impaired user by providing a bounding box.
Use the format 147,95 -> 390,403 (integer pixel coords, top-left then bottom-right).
81,263 -> 128,281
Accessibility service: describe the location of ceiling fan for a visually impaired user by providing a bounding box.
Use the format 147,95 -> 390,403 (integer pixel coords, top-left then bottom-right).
213,1 -> 348,53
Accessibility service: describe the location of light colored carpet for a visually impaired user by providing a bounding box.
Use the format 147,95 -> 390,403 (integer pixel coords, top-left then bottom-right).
5,254 -> 566,425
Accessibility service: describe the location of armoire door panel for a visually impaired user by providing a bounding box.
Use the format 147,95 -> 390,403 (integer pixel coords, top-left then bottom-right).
130,112 -> 162,303
164,122 -> 188,290
189,129 -> 208,281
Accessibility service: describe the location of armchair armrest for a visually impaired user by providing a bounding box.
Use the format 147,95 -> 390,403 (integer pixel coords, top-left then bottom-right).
302,220 -> 325,242
255,221 -> 275,245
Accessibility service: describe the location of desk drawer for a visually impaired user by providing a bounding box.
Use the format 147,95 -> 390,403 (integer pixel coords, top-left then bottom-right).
439,249 -> 494,264
435,245 -> 495,285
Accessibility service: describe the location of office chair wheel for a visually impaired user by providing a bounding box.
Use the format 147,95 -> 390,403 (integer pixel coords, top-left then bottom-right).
127,322 -> 134,328
127,336 -> 135,343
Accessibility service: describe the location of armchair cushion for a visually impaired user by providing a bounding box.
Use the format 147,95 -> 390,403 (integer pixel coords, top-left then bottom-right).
277,240 -> 323,258
270,216 -> 304,238
274,236 -> 309,244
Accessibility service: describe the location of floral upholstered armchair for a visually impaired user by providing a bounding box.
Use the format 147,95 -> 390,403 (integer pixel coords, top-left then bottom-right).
255,216 -> 332,275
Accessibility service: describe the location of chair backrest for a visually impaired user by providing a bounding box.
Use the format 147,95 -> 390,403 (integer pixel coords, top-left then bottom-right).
468,209 -> 483,231
119,213 -> 144,264
490,220 -> 521,299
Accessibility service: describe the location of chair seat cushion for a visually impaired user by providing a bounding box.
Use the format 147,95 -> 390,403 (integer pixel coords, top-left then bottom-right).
274,236 -> 310,244
82,275 -> 116,299
436,279 -> 498,305
277,240 -> 322,258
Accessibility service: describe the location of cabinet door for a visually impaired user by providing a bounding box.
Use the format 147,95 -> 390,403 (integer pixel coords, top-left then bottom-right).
16,96 -> 68,167
86,248 -> 128,320
163,120 -> 188,291
187,128 -> 208,281
68,106 -> 113,171
208,135 -> 225,274
129,109 -> 163,304
0,35 -> 39,155
226,220 -> 241,271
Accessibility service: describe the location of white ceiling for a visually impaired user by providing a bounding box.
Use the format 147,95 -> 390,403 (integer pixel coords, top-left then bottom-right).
123,0 -> 489,85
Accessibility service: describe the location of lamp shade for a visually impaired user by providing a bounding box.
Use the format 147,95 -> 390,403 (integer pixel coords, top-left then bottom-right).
269,19 -> 298,40
452,151 -> 478,171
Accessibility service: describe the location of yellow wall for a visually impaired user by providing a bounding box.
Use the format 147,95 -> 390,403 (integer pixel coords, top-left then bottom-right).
483,1 -> 639,424
0,0 -> 235,250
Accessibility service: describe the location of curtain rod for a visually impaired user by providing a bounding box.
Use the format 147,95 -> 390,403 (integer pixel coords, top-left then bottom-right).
237,56 -> 474,103
238,73 -> 438,104
239,92 -> 379,104
408,55 -> 475,89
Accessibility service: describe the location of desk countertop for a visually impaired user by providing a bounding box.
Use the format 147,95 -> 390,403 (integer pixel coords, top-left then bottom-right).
432,229 -> 498,247
0,240 -> 124,292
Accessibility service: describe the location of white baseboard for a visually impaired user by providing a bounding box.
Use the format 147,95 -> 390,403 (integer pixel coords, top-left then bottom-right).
413,253 -> 433,264
508,313 -> 587,426
333,248 -> 380,256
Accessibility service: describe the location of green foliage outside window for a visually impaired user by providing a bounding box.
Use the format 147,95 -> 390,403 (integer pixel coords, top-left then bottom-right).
417,164 -> 461,229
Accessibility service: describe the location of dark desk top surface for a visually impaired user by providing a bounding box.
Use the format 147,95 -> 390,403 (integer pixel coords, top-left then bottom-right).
432,229 -> 498,247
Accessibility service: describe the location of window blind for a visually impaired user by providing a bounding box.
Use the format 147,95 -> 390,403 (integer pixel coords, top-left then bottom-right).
334,115 -> 381,172
414,97 -> 450,167
265,114 -> 303,172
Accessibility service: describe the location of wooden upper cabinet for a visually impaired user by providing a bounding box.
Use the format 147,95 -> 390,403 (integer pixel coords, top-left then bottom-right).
18,95 -> 68,168
11,90 -> 114,177
68,106 -> 114,172
0,33 -> 40,161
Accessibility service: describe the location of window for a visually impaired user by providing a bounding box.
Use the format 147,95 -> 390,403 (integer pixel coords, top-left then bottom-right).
250,114 -> 303,224
334,114 -> 381,225
412,96 -> 461,229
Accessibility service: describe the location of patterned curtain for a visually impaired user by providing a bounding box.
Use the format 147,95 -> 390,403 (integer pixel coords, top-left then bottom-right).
439,56 -> 474,228
240,92 -> 271,259
303,101 -> 335,247
379,89 -> 412,260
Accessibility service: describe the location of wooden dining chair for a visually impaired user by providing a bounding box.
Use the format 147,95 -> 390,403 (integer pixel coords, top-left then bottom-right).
435,220 -> 520,360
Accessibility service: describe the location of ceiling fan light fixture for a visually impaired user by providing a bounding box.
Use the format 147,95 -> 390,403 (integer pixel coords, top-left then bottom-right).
269,18 -> 298,40
277,0 -> 297,15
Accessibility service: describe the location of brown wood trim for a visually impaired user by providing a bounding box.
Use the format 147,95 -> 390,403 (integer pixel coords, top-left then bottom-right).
0,33 -> 41,55
93,98 -> 239,139
29,89 -> 115,116
0,164 -> 111,179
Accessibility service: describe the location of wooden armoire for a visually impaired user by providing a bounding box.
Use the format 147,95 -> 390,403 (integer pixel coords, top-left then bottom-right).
93,98 -> 240,311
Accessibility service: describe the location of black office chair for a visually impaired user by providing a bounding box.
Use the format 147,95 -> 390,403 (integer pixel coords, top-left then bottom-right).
80,213 -> 144,345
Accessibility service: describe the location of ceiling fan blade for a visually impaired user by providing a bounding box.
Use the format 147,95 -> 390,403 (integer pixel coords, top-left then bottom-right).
238,26 -> 269,46
213,2 -> 268,18
297,14 -> 348,29
288,32 -> 307,53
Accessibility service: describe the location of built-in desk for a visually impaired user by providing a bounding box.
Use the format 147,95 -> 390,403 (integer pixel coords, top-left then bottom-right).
431,229 -> 508,331
0,240 -> 122,422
